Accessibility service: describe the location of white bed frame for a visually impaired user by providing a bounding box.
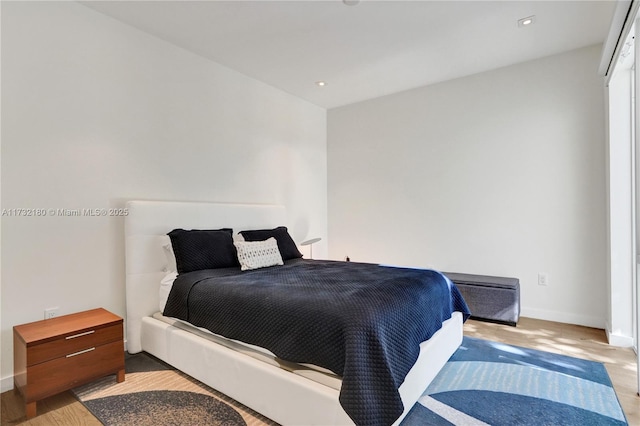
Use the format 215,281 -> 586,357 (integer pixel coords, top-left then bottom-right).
124,200 -> 463,425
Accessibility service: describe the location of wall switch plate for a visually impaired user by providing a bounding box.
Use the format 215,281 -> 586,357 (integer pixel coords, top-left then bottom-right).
538,273 -> 549,286
44,307 -> 59,320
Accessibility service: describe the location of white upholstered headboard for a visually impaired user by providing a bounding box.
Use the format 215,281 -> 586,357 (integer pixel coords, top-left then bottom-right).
124,200 -> 286,353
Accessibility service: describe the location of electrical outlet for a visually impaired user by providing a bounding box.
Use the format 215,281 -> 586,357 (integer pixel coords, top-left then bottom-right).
538,273 -> 549,286
44,307 -> 59,320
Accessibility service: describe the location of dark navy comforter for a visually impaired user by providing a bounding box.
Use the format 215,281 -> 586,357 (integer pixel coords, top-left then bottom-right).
163,259 -> 470,426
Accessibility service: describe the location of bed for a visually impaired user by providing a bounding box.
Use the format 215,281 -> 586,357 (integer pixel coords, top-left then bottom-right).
124,200 -> 469,426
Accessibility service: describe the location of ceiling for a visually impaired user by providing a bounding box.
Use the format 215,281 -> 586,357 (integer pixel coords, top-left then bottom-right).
81,1 -> 617,109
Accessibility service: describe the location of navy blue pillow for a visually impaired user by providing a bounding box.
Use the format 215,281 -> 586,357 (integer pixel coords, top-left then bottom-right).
240,226 -> 302,261
168,228 -> 238,273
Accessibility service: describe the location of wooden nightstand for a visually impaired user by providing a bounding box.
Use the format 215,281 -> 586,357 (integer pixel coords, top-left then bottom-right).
13,308 -> 125,419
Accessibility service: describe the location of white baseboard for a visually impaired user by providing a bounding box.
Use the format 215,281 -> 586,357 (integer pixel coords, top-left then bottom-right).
606,329 -> 634,347
1,375 -> 14,393
520,306 -> 605,329
604,319 -> 635,347
521,307 -> 635,347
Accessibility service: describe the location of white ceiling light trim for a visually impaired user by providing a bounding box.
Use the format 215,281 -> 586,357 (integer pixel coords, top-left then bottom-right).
517,15 -> 536,27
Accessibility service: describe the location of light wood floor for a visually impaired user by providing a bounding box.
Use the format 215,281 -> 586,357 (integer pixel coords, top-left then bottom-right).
2,317 -> 638,425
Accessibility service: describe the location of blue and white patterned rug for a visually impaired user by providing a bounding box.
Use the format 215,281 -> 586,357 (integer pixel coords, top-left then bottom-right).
74,338 -> 628,425
401,337 -> 628,426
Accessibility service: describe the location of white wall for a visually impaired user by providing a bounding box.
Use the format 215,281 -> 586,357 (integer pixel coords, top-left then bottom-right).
605,68 -> 635,347
328,45 -> 607,329
0,2 -> 327,389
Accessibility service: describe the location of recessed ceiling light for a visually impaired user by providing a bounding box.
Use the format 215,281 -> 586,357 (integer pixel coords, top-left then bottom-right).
315,81 -> 327,87
518,15 -> 536,28
343,0 -> 360,5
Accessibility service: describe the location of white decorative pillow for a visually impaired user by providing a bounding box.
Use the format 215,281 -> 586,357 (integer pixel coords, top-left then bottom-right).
159,271 -> 178,312
234,237 -> 284,271
160,235 -> 177,272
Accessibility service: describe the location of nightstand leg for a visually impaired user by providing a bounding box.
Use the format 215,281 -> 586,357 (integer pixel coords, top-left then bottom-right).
25,401 -> 36,419
116,369 -> 125,383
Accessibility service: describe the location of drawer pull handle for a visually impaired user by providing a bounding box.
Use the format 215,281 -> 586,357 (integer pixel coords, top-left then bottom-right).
66,347 -> 95,358
66,330 -> 95,340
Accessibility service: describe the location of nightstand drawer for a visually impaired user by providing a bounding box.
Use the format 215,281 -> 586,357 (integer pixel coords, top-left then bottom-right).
24,339 -> 124,402
27,323 -> 122,366
14,308 -> 125,418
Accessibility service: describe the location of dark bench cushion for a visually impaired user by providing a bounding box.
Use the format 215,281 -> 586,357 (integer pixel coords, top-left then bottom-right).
443,272 -> 520,326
